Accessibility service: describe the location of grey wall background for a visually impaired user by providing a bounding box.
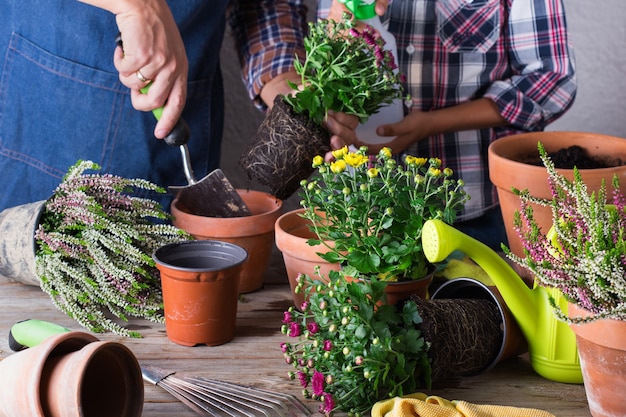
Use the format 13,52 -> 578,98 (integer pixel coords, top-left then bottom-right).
218,1 -> 626,282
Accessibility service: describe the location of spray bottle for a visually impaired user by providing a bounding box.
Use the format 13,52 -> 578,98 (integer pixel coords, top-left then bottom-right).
339,0 -> 404,144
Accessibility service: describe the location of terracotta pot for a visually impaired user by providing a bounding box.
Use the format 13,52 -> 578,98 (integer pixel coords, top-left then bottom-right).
0,200 -> 45,286
488,131 -> 626,259
239,95 -> 331,200
0,331 -> 143,417
171,189 -> 282,293
153,240 -> 248,346
384,267 -> 435,306
431,277 -> 528,368
569,304 -> 626,417
274,208 -> 341,308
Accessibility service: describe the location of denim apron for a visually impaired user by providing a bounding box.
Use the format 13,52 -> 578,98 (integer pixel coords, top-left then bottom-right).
0,0 -> 228,211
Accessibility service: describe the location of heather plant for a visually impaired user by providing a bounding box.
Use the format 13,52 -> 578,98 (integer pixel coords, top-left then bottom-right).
300,146 -> 468,281
505,143 -> 626,323
34,160 -> 190,337
284,14 -> 404,125
280,269 -> 431,416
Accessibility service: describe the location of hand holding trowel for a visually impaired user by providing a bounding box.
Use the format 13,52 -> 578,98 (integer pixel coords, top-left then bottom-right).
116,33 -> 250,218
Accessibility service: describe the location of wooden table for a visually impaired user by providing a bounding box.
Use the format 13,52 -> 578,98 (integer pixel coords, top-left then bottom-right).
0,276 -> 590,416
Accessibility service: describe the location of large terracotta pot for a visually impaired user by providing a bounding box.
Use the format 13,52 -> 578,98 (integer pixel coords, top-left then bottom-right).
0,331 -> 143,417
488,131 -> 626,259
274,208 -> 341,308
171,189 -> 282,293
569,304 -> 626,417
153,240 -> 248,346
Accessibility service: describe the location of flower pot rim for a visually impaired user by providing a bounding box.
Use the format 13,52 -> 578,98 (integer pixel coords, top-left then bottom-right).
153,240 -> 248,272
171,189 -> 282,220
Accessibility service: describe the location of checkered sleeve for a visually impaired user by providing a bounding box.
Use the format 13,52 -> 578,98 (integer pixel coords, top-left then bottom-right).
483,0 -> 577,131
227,0 -> 308,110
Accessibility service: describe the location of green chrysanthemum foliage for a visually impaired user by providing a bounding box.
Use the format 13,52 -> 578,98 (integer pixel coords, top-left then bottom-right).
34,160 -> 191,337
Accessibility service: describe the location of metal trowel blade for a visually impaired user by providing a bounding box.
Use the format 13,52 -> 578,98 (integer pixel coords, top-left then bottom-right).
168,169 -> 252,218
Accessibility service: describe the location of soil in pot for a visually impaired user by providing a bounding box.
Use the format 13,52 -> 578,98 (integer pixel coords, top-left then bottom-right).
408,295 -> 503,382
519,145 -> 624,169
239,96 -> 331,200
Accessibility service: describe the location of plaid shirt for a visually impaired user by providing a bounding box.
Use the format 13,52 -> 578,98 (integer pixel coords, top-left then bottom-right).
318,0 -> 577,220
228,0 -> 308,109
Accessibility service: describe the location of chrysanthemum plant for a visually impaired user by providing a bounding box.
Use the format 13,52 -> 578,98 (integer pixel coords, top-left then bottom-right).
300,146 -> 469,281
284,13 -> 404,125
280,268 -> 431,416
34,160 -> 190,337
504,143 -> 626,323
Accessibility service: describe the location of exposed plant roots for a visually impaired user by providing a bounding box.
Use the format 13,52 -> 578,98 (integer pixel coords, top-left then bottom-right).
239,96 -> 331,200
409,296 -> 503,381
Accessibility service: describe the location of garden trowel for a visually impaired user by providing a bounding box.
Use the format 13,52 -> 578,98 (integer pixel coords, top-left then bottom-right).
116,33 -> 250,218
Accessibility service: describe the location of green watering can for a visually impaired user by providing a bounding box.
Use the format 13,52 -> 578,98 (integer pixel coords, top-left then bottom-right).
422,219 -> 583,384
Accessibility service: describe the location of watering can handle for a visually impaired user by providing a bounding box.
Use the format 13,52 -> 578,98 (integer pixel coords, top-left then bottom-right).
114,33 -> 190,147
8,319 -> 70,351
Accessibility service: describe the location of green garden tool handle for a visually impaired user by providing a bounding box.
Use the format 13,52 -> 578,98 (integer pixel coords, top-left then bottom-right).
115,33 -> 190,147
8,319 -> 70,351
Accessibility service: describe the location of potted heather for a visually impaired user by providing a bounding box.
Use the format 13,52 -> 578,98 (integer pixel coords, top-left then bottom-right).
240,14 -> 404,199
280,268 -> 505,416
0,160 -> 190,337
505,143 -> 626,417
281,146 -> 468,304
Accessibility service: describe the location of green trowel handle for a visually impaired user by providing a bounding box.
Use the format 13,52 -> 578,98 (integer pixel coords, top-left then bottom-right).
115,32 -> 190,147
8,319 -> 70,351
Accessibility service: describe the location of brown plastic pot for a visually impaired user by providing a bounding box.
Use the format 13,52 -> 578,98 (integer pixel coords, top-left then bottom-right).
274,208 -> 341,308
569,304 -> 626,417
171,189 -> 282,293
488,131 -> 626,259
0,331 -> 143,417
153,240 -> 248,346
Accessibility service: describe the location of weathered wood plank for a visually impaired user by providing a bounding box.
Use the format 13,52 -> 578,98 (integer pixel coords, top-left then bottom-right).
0,276 -> 589,416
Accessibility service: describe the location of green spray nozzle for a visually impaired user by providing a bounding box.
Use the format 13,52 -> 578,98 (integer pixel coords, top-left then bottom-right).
338,0 -> 377,20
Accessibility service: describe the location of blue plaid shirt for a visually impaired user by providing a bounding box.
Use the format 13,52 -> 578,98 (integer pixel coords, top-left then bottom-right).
318,0 -> 577,220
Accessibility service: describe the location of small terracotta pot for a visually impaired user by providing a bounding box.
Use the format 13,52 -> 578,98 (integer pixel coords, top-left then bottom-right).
384,267 -> 435,306
275,208 -> 341,308
171,189 -> 282,293
153,240 -> 248,346
569,304 -> 626,417
431,277 -> 528,368
488,131 -> 626,259
0,200 -> 45,286
0,331 -> 143,417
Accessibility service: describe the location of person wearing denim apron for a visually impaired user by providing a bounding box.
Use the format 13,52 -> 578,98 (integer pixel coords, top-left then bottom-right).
0,0 -> 307,211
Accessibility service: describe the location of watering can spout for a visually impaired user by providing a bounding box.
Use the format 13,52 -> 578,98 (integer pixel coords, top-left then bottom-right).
422,219 -> 538,337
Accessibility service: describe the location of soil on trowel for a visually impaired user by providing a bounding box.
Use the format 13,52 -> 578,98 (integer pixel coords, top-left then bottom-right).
519,145 -> 624,169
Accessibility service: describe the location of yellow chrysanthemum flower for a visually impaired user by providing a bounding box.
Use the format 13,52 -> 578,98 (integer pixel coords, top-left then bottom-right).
344,152 -> 368,168
367,168 -> 379,178
379,147 -> 392,159
312,155 -> 324,167
332,146 -> 348,160
428,167 -> 442,177
330,159 -> 347,173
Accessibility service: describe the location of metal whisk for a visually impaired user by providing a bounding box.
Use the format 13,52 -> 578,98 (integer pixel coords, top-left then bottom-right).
142,365 -> 312,417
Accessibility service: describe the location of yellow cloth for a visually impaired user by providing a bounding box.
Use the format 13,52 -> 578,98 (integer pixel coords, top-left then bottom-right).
371,393 -> 556,417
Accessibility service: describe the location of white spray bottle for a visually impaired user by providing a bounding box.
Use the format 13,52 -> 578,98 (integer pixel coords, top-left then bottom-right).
339,0 -> 404,144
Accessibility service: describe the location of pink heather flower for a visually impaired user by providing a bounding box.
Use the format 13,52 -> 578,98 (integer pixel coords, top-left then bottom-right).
307,322 -> 320,334
311,370 -> 325,396
282,311 -> 293,323
323,340 -> 333,351
289,322 -> 302,337
297,371 -> 309,388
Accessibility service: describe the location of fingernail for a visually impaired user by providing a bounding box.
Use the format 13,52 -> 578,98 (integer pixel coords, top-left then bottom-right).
155,129 -> 168,138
